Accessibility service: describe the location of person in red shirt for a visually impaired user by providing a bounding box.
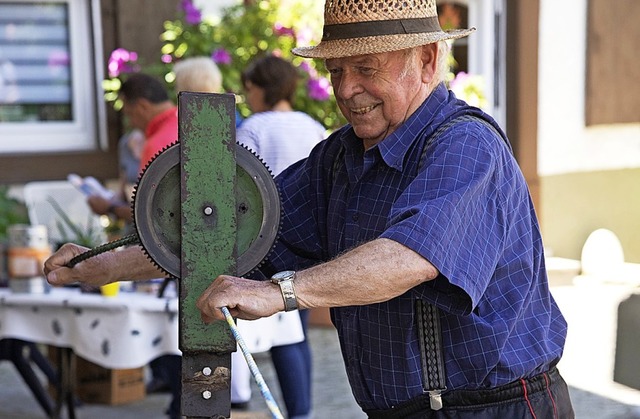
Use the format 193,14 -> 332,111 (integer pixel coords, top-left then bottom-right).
88,73 -> 177,221
121,74 -> 178,173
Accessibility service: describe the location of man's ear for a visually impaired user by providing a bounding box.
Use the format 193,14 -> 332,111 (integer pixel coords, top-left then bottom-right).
136,98 -> 152,112
420,43 -> 438,84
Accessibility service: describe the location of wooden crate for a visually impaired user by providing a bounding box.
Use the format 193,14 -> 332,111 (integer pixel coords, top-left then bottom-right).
48,346 -> 145,405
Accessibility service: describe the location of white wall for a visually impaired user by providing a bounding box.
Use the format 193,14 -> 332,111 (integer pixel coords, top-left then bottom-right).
538,0 -> 640,176
195,0 -> 238,19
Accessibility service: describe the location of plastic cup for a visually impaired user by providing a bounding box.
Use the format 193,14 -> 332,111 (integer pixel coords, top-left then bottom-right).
100,282 -> 120,297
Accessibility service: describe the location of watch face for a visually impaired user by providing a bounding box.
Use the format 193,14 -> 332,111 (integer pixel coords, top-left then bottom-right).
272,270 -> 295,282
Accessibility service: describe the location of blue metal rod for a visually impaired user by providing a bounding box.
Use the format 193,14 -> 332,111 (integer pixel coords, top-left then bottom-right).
220,307 -> 284,419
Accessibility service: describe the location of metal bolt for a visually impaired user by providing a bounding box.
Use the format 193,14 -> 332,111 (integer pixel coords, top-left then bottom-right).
203,206 -> 213,216
202,366 -> 212,376
202,390 -> 212,399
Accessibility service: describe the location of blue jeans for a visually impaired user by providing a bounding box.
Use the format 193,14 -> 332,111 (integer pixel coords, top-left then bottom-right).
270,309 -> 312,417
150,354 -> 181,419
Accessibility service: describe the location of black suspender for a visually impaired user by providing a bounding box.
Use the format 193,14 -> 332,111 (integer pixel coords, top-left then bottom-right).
416,114 -> 505,410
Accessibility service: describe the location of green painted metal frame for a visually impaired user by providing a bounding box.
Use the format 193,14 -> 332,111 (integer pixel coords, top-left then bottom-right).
179,92 -> 237,418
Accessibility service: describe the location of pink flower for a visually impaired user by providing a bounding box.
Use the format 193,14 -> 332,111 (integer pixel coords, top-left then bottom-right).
295,27 -> 313,46
298,61 -> 317,78
180,0 -> 202,25
107,48 -> 139,78
307,77 -> 331,101
211,48 -> 232,65
273,23 -> 295,37
161,54 -> 173,64
449,71 -> 470,91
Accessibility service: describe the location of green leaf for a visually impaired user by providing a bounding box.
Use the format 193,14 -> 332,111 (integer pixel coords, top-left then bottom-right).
46,196 -> 102,247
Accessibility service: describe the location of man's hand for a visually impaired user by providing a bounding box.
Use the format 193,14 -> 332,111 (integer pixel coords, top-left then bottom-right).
43,243 -> 116,287
88,195 -> 131,222
44,244 -> 163,288
196,275 -> 284,323
87,195 -> 113,216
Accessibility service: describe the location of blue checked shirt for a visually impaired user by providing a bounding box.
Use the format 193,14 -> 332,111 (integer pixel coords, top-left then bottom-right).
264,83 -> 568,410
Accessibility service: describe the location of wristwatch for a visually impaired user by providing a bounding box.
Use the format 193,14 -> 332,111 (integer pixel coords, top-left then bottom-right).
271,270 -> 298,312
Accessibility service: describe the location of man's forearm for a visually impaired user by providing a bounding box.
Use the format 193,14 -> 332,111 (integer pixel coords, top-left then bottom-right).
45,243 -> 166,287
112,245 -> 166,280
294,238 -> 439,309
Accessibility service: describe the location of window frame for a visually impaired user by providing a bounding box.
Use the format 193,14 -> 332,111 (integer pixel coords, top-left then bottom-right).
437,0 -> 507,128
0,0 -> 107,155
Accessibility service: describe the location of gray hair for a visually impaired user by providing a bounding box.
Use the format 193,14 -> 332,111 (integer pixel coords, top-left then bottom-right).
398,41 -> 450,89
435,40 -> 451,86
173,57 -> 223,93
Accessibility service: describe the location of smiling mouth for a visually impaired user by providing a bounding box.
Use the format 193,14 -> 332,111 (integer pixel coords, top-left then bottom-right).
350,104 -> 377,115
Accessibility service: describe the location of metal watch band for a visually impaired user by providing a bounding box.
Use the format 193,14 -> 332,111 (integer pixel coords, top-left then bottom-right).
271,271 -> 298,312
278,278 -> 298,312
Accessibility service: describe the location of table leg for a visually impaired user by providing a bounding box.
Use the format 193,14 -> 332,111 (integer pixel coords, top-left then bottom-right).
6,340 -> 56,417
54,347 -> 76,419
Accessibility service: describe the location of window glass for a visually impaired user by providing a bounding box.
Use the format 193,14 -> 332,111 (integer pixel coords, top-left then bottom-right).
0,3 -> 72,122
0,0 -> 105,154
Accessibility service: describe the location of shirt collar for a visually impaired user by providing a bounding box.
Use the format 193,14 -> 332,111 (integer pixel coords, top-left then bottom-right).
378,83 -> 449,171
338,83 -> 450,172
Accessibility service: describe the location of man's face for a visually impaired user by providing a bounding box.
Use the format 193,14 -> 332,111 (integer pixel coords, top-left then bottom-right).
326,47 -> 431,148
243,81 -> 268,113
120,97 -> 145,131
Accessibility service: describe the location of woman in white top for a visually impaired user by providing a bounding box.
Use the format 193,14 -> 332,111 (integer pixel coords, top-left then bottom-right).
238,56 -> 326,176
233,55 -> 326,419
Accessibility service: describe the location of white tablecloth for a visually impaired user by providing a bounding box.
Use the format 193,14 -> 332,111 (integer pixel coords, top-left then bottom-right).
0,287 -> 304,371
0,288 -> 180,369
236,312 -> 304,353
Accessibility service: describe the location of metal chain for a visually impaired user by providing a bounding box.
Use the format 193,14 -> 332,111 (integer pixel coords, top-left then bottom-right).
65,233 -> 140,268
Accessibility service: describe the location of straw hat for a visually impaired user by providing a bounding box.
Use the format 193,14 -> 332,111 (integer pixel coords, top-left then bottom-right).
293,0 -> 475,59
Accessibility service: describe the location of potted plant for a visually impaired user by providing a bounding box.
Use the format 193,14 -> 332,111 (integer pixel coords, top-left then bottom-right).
46,196 -> 105,249
46,196 -> 107,293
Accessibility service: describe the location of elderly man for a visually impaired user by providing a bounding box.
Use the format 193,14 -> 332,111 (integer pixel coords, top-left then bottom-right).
45,1 -> 574,417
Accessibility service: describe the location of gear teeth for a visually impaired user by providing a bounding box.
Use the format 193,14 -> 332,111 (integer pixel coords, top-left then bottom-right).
142,250 -> 177,279
234,142 -> 282,276
131,141 -> 179,253
134,141 -> 281,278
139,141 -> 180,178
132,142 -> 181,278
237,142 -> 275,178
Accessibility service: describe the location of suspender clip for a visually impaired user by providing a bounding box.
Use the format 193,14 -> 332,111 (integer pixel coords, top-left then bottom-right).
428,390 -> 443,410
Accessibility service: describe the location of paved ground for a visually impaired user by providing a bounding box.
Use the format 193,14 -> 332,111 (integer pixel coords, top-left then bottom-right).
1,281 -> 640,418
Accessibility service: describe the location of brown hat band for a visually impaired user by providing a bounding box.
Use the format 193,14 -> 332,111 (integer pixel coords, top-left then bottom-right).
322,17 -> 442,41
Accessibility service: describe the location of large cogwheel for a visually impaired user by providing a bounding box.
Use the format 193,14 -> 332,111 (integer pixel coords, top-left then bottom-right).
132,142 -> 281,278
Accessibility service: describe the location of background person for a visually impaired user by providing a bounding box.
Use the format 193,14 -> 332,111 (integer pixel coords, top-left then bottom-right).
173,56 -> 243,128
238,54 -> 326,174
87,73 -> 177,223
115,128 -> 144,212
